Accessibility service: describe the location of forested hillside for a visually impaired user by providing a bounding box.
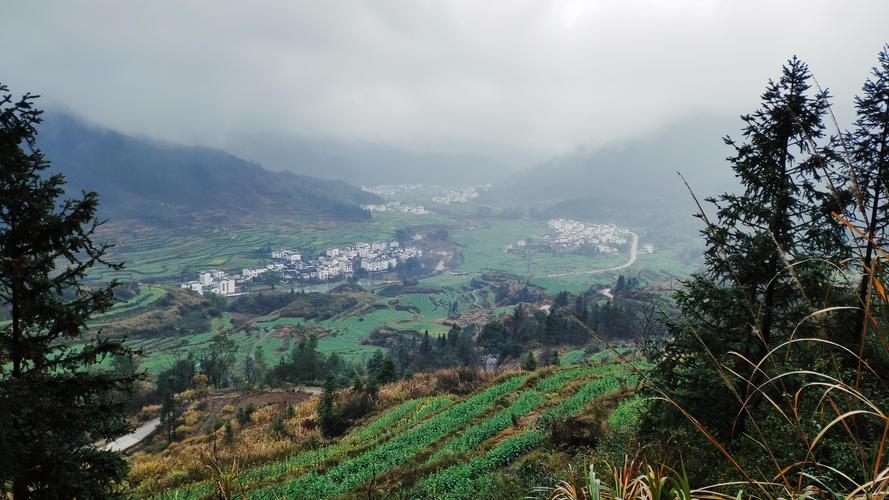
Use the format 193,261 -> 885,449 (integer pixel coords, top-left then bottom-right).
38,113 -> 382,224
223,133 -> 511,186
119,49 -> 889,499
2,3 -> 888,497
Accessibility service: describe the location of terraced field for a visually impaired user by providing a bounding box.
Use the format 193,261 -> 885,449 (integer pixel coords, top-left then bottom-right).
154,360 -> 641,499
93,286 -> 166,320
92,213 -> 457,283
85,212 -> 647,376
93,213 -> 631,295
129,313 -> 237,373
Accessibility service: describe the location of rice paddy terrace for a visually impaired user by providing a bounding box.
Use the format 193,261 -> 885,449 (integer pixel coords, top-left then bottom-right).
100,284 -> 484,376
92,209 -> 693,294
148,358 -> 646,499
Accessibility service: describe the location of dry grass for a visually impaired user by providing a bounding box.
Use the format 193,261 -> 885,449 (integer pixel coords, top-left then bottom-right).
126,367 -> 501,496
541,163 -> 889,498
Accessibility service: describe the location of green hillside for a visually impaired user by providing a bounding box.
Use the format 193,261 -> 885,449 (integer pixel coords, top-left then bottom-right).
129,358 -> 645,498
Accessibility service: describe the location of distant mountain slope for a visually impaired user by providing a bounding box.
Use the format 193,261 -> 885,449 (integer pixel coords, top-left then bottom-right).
502,116 -> 740,226
37,113 -> 382,224
223,134 -> 511,186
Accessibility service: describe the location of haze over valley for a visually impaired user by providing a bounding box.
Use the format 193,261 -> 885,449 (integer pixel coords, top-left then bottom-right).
1,2 -> 888,499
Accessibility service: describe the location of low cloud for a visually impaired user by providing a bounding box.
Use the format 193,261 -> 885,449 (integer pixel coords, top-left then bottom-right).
1,0 -> 887,163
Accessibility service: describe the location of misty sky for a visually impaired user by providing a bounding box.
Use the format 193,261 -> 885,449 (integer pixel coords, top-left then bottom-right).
1,1 -> 888,163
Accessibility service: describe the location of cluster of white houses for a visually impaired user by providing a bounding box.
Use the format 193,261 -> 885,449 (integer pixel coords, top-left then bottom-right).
504,239 -> 528,254
432,185 -> 491,205
274,241 -> 422,281
543,219 -> 629,254
180,240 -> 421,296
180,271 -> 238,296
361,184 -> 422,196
361,201 -> 429,215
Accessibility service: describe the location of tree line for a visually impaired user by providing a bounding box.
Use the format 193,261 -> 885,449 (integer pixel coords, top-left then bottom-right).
640,47 -> 889,488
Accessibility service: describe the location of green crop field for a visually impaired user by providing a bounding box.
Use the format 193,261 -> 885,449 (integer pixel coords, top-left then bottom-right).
89,211 -> 684,384
560,349 -> 586,365
251,374 -> 530,498
447,219 -> 627,279
314,308 -> 415,360
93,285 -> 166,320
152,360 -> 644,499
94,213 -> 642,290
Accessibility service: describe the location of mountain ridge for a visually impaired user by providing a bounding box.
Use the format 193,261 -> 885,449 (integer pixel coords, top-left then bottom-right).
37,113 -> 382,225
500,115 -> 741,227
222,133 -> 514,186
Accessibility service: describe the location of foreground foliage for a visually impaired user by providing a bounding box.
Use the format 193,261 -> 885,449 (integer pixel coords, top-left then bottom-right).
0,84 -> 138,497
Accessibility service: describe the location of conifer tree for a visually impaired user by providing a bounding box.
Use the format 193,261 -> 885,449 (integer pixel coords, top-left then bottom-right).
522,352 -> 537,371
0,85 -> 138,497
846,44 -> 889,341
160,390 -> 178,444
318,375 -> 344,437
644,57 -> 849,446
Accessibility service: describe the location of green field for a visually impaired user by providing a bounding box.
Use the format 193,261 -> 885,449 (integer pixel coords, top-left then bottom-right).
152,360 -> 641,499
96,213 -> 641,289
315,308 -> 414,360
91,212 -> 454,283
448,219 -> 627,278
101,286 -> 166,318
90,211 -> 690,377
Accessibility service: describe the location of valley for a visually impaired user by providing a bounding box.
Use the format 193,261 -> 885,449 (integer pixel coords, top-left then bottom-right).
7,13 -> 881,495
91,184 -> 694,380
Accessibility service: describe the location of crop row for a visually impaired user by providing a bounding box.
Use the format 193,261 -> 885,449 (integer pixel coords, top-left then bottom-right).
413,429 -> 546,499
251,375 -> 530,499
237,396 -> 452,487
538,373 -> 637,426
534,363 -> 628,393
348,397 -> 440,444
250,396 -> 452,482
429,390 -> 543,463
534,367 -> 587,393
608,395 -> 647,434
159,397 -> 452,499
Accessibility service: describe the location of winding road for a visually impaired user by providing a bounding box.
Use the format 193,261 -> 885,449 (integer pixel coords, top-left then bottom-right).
103,417 -> 161,452
541,230 -> 639,278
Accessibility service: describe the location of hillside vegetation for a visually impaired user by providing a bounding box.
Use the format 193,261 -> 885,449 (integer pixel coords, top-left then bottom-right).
127,357 -> 644,498
38,113 -> 381,225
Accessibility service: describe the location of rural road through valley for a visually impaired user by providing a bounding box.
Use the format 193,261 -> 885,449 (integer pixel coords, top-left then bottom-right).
103,417 -> 161,452
542,231 -> 639,278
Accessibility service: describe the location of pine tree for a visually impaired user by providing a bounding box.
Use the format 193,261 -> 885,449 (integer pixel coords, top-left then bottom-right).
0,85 -> 139,497
375,356 -> 398,384
304,334 -> 321,380
202,334 -> 236,387
644,57 -> 849,446
847,44 -> 889,343
243,354 -> 257,386
160,390 -> 178,443
223,421 -> 235,446
522,352 -> 537,371
318,375 -> 343,437
420,330 -> 432,355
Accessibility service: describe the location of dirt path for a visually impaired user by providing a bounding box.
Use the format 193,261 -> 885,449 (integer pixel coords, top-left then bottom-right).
103,417 -> 161,452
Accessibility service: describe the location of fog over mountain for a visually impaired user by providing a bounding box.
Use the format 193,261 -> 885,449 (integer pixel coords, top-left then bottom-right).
4,0 -> 888,229
222,134 -> 511,186
505,115 -> 741,220
38,113 -> 381,225
2,0 -> 887,166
